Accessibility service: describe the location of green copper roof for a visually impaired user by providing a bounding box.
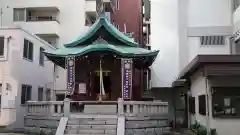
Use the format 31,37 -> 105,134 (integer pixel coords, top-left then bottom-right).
44,43 -> 159,57
64,15 -> 138,47
43,15 -> 159,68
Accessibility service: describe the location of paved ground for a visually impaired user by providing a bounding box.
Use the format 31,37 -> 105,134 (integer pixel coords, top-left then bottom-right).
0,133 -> 26,135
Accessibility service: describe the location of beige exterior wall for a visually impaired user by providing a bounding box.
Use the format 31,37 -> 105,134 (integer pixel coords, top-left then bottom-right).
190,71 -> 240,135
0,28 -> 55,128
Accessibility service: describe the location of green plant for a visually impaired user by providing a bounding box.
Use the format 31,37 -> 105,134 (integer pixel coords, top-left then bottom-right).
190,121 -> 216,135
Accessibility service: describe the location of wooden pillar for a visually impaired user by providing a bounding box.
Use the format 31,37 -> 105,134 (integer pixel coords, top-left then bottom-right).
66,56 -> 75,97
121,58 -> 133,100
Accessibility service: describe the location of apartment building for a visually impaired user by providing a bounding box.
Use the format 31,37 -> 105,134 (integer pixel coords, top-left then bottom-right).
150,0 -> 240,135
0,0 -> 118,100
0,27 -> 56,128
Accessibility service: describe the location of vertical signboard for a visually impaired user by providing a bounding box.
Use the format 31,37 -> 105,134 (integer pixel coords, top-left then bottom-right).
66,56 -> 75,96
121,58 -> 133,100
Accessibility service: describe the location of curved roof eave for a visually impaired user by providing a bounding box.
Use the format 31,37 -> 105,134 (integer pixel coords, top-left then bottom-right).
43,49 -> 159,58
64,16 -> 138,47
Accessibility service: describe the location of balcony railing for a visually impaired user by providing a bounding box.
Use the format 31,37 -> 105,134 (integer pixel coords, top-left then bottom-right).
27,16 -> 59,23
26,99 -> 168,117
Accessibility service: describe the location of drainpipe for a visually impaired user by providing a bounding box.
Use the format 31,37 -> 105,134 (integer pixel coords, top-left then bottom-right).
52,64 -> 56,101
205,76 -> 211,135
0,8 -> 3,28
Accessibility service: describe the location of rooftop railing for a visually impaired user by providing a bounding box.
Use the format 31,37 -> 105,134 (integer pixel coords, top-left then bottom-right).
27,16 -> 59,23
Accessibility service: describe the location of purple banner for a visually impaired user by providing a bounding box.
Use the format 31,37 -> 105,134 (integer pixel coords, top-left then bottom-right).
122,58 -> 133,100
66,56 -> 75,95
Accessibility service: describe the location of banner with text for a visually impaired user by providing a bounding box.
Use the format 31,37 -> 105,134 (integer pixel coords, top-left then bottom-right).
121,58 -> 133,100
66,56 -> 75,96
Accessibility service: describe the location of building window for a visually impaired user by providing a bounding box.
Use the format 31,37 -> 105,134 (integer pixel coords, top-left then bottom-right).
21,85 -> 32,104
200,36 -> 225,45
0,37 -> 4,56
198,95 -> 206,115
23,39 -> 33,61
39,47 -> 45,66
38,87 -> 44,101
212,87 -> 240,117
116,0 -> 120,10
13,8 -> 26,21
189,96 -> 196,114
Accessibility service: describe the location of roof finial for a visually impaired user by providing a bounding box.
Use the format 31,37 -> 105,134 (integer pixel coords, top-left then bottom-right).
97,0 -> 105,17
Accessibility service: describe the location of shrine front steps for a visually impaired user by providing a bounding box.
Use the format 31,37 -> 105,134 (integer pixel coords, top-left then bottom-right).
65,115 -> 117,135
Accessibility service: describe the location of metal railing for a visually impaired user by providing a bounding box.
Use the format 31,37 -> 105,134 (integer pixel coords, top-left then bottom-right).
27,16 -> 59,23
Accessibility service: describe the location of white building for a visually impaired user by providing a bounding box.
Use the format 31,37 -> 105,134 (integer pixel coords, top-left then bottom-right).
0,27 -> 56,128
151,0 -> 233,88
151,1 -> 240,135
0,0 -> 100,99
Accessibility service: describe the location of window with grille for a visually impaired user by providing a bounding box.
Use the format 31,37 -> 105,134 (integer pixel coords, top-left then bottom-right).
23,39 -> 33,61
200,36 -> 225,45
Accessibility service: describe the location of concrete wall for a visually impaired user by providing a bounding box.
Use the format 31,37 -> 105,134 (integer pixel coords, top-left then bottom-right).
187,0 -> 232,27
125,117 -> 170,135
24,116 -> 60,133
152,89 -> 175,119
151,0 -> 233,87
188,37 -> 231,63
150,0 -> 179,87
179,0 -> 232,72
233,5 -> 240,32
0,28 -> 55,129
189,71 -> 207,127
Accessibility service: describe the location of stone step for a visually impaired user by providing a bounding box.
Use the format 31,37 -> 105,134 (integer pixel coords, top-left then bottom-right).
68,119 -> 117,125
67,124 -> 117,130
68,118 -> 117,122
125,128 -> 172,135
65,134 -> 116,135
65,129 -> 116,134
